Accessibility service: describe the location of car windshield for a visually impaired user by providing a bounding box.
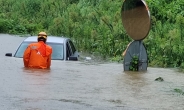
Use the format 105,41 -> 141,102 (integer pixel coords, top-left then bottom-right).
14,42 -> 64,60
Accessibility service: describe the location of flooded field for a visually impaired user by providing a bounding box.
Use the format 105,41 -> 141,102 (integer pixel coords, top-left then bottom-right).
1,34 -> 184,110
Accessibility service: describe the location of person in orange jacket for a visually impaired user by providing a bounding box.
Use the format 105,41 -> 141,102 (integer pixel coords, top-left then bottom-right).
23,32 -> 52,69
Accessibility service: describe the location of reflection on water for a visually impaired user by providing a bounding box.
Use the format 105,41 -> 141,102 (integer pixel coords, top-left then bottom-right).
121,71 -> 148,92
1,34 -> 184,110
23,67 -> 51,74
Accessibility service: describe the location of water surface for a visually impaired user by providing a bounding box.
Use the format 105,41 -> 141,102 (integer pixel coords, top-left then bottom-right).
0,34 -> 184,110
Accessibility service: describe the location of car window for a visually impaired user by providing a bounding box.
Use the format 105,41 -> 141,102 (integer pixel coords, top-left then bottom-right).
69,40 -> 76,53
14,42 -> 64,60
48,43 -> 64,60
14,42 -> 30,57
66,42 -> 72,59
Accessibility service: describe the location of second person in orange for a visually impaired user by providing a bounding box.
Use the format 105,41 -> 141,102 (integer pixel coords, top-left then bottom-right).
23,32 -> 52,69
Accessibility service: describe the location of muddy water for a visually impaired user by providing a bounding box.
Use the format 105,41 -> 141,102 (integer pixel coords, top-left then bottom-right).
1,34 -> 184,110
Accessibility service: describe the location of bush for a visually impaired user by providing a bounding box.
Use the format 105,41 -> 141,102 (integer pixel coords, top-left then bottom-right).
0,19 -> 13,33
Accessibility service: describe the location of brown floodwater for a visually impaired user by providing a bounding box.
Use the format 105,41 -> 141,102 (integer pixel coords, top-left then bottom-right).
1,34 -> 184,110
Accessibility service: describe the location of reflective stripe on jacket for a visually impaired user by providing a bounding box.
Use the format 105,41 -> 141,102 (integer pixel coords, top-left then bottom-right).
23,41 -> 52,69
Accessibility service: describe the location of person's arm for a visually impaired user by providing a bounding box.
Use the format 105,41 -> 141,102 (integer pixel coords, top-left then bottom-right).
47,47 -> 52,69
47,54 -> 51,69
23,46 -> 31,67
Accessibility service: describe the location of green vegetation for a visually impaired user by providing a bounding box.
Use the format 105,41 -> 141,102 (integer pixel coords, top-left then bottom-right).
174,88 -> 184,95
129,55 -> 139,71
0,0 -> 184,69
146,0 -> 184,69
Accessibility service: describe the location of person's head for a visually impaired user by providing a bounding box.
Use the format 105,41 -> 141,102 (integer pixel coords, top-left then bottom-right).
38,32 -> 47,43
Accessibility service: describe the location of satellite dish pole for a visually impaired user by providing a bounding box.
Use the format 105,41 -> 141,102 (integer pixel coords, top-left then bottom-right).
121,0 -> 151,71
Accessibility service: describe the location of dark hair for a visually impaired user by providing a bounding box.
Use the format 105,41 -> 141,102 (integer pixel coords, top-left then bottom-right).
38,37 -> 46,43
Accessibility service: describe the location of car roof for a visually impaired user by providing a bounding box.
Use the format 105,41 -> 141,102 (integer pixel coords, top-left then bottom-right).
23,36 -> 69,43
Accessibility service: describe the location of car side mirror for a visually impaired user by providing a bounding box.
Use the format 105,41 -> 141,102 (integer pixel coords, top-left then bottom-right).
68,56 -> 78,61
5,53 -> 12,57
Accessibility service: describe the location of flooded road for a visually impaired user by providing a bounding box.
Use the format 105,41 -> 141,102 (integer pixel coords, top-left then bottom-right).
1,34 -> 184,110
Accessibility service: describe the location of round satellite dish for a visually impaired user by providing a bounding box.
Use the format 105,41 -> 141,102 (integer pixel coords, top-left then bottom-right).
121,0 -> 151,40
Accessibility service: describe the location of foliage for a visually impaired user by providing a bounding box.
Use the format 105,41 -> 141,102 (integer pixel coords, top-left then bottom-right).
144,0 -> 184,68
0,0 -> 184,69
129,55 -> 139,71
174,88 -> 184,95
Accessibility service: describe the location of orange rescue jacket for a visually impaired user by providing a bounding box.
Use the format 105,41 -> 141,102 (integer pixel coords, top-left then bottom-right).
23,41 -> 52,69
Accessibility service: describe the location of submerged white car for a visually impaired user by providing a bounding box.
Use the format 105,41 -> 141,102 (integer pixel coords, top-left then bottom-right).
5,36 -> 79,61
